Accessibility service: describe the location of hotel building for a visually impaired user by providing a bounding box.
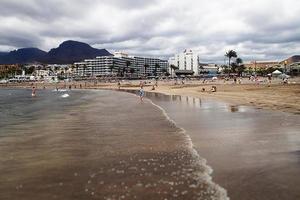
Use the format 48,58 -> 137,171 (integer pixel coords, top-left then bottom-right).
169,49 -> 200,75
75,52 -> 168,77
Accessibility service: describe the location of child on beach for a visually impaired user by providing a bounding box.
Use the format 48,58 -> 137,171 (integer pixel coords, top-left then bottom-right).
139,86 -> 145,102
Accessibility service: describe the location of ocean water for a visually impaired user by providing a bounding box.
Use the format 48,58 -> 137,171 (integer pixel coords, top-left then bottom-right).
0,89 -> 228,200
141,92 -> 300,200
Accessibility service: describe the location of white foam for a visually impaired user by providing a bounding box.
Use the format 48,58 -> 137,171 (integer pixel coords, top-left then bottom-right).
107,90 -> 229,199
61,94 -> 70,98
146,98 -> 230,200
52,89 -> 68,92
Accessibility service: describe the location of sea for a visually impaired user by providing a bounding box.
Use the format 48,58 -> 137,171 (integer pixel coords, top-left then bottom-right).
0,89 -> 228,200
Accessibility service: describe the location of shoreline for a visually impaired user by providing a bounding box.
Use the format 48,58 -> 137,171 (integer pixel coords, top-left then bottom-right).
1,85 -> 299,200
0,89 -> 229,200
1,78 -> 300,114
143,90 -> 300,200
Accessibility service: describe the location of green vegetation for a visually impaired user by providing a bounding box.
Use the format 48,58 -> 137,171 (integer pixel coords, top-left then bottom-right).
224,50 -> 245,76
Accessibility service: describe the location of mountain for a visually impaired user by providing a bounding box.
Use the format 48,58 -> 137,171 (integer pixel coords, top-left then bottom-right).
280,55 -> 300,65
45,40 -> 112,64
0,40 -> 112,64
0,52 -> 8,56
0,48 -> 47,64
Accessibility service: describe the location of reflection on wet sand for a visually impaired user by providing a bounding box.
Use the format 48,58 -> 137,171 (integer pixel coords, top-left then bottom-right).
229,105 -> 239,113
0,90 -> 228,200
145,92 -> 300,200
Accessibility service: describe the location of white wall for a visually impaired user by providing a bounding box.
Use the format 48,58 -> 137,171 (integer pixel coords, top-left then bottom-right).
172,50 -> 200,75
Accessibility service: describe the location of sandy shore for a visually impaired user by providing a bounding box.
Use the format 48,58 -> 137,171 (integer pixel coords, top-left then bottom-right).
141,83 -> 300,114
1,77 -> 300,114
1,80 -> 299,200
94,77 -> 299,114
0,90 -> 228,200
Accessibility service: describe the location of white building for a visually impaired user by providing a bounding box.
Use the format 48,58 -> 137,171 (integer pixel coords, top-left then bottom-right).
169,50 -> 200,75
75,52 -> 168,77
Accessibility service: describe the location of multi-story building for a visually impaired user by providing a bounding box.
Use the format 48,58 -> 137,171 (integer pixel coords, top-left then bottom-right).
169,49 -> 200,75
244,61 -> 280,71
75,52 -> 168,77
134,56 -> 168,76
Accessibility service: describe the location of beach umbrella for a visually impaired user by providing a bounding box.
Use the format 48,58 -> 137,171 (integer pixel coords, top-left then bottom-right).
272,70 -> 282,75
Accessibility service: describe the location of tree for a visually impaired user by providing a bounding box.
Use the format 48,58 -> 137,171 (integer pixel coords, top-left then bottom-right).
109,65 -> 114,76
83,64 -> 87,77
231,62 -> 238,73
154,63 -> 160,76
124,61 -> 131,77
170,64 -> 178,77
162,68 -> 168,76
26,66 -> 35,75
235,58 -> 245,76
225,50 -> 237,75
144,64 -> 149,76
129,68 -> 135,77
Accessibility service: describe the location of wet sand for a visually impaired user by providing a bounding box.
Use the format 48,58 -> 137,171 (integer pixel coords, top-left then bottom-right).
2,77 -> 300,114
0,90 -> 227,200
143,92 -> 300,200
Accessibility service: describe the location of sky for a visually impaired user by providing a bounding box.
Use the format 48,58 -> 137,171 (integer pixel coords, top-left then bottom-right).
0,0 -> 300,63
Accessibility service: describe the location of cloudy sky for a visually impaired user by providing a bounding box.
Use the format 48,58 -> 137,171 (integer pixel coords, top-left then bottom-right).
0,0 -> 300,62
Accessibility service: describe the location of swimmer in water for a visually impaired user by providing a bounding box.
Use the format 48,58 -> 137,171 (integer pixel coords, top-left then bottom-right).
32,86 -> 36,97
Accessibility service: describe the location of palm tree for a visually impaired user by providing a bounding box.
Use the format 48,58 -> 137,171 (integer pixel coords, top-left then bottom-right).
70,64 -> 75,77
117,66 -> 122,77
225,50 -> 237,75
108,61 -> 115,76
162,68 -> 168,76
129,68 -> 135,77
124,61 -> 131,77
83,64 -> 87,77
170,64 -> 178,77
109,65 -> 114,76
144,64 -> 149,76
154,63 -> 160,76
236,57 -> 243,65
236,58 -> 245,76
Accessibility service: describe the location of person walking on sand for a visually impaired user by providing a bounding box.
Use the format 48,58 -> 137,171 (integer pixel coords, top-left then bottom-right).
117,81 -> 121,90
139,86 -> 145,102
32,86 -> 36,97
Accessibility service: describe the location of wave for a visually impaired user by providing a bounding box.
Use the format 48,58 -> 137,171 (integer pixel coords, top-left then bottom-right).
147,99 -> 229,200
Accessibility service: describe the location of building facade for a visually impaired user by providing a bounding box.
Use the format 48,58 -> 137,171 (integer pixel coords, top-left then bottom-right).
134,56 -> 168,76
244,61 -> 280,71
169,50 -> 200,75
75,52 -> 168,77
199,63 -> 220,75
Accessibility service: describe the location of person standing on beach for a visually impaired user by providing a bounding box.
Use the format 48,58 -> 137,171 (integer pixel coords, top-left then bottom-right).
139,86 -> 145,102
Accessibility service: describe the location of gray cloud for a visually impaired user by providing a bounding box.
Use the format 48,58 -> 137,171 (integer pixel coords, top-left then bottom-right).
0,0 -> 299,62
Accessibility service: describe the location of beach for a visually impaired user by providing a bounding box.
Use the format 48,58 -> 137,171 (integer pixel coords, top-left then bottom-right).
1,78 -> 300,200
2,77 -> 300,115
0,89 -> 227,200
96,77 -> 300,115
143,92 -> 300,200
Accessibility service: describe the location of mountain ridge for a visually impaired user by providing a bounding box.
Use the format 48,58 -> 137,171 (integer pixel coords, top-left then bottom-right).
0,40 -> 112,64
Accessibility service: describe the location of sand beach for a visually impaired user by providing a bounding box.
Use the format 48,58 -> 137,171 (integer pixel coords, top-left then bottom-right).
1,77 -> 299,200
